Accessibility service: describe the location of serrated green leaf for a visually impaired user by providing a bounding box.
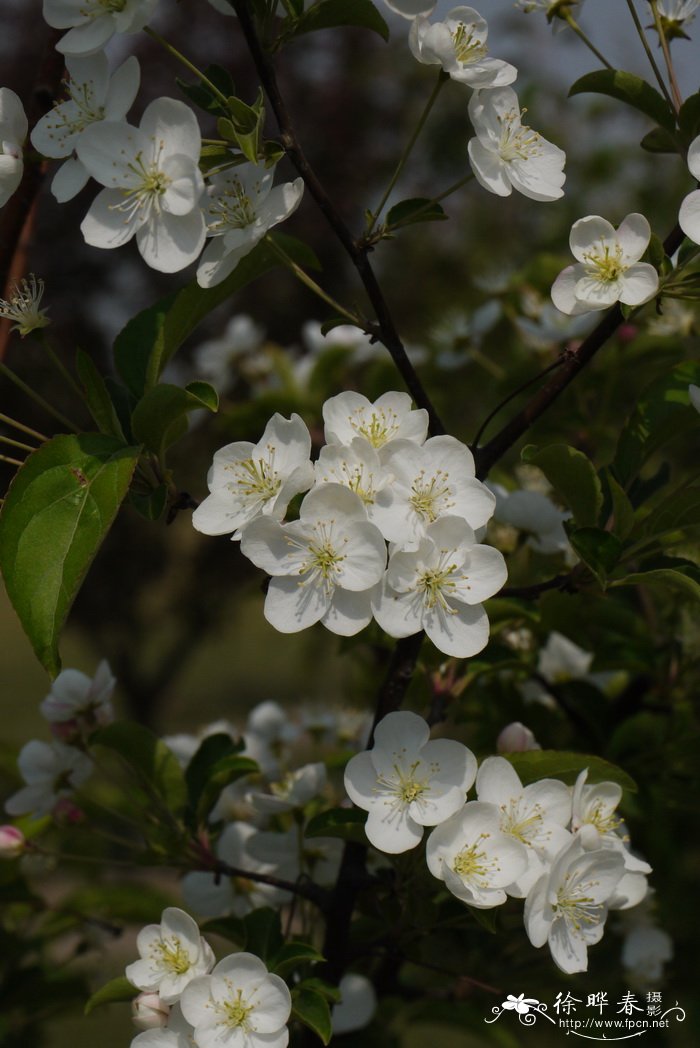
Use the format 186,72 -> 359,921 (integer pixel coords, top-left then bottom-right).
84,976 -> 137,1016
569,69 -> 676,131
504,750 -> 637,792
92,721 -> 188,815
130,383 -> 218,459
305,807 -> 367,844
522,443 -> 602,527
611,568 -> 700,601
292,987 -> 333,1045
271,942 -> 326,975
113,235 -> 319,398
386,197 -> 447,229
0,434 -> 139,676
292,0 -> 389,42
75,350 -> 125,440
568,527 -> 622,585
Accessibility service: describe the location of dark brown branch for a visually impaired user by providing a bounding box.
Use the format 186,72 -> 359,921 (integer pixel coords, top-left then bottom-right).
203,857 -> 328,908
500,574 -> 572,600
230,0 -> 445,436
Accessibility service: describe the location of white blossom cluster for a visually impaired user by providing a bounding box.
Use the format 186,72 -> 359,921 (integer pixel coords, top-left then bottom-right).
193,392 -> 507,657
345,710 -> 652,974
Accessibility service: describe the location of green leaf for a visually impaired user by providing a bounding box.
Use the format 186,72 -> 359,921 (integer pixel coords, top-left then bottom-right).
185,732 -> 244,812
611,568 -> 700,602
0,434 -> 139,676
92,721 -> 188,815
271,942 -> 326,976
292,0 -> 389,42
679,89 -> 700,141
386,197 -> 447,229
128,483 -> 168,521
241,908 -> 284,962
196,754 -> 259,823
75,350 -> 125,440
604,469 -> 635,539
84,976 -> 137,1016
296,977 -> 341,1003
200,916 -> 246,944
613,361 -> 700,487
634,485 -> 700,542
568,527 -> 622,585
176,64 -> 235,115
522,443 -> 603,527
569,69 -> 676,131
305,807 -> 367,844
130,382 -> 218,458
292,987 -> 333,1045
504,750 -> 637,792
113,235 -> 319,397
640,126 -> 682,154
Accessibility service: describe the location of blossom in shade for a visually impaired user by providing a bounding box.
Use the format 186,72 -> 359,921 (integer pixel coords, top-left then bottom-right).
680,136 -> 700,246
180,953 -> 292,1048
551,214 -> 658,315
0,88 -> 27,207
192,413 -> 313,540
409,7 -> 517,88
496,722 -> 541,753
689,384 -> 700,412
43,0 -> 159,56
0,276 -> 50,337
241,484 -> 387,637
426,801 -> 529,907
31,54 -> 140,203
40,660 -> 115,727
384,0 -> 436,15
537,631 -> 592,682
5,740 -> 93,818
193,315 -> 266,394
372,517 -> 506,658
197,162 -> 303,288
490,485 -> 571,555
656,0 -> 700,29
571,770 -> 652,880
468,86 -> 565,201
322,391 -> 428,450
247,762 -> 326,814
622,924 -> 673,986
132,993 -> 171,1031
332,974 -> 377,1034
524,837 -> 625,972
125,908 -> 215,1004
344,710 -> 477,853
77,97 -> 206,273
131,1005 -> 194,1048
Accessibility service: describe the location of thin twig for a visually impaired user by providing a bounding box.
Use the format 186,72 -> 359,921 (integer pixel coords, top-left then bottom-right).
0,411 -> 47,442
563,12 -> 614,69
471,354 -> 568,449
649,0 -> 684,112
625,0 -> 677,114
212,858 -> 328,908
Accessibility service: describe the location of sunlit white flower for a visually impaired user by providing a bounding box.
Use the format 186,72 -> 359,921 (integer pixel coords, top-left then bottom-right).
426,800 -> 529,907
5,740 -> 93,818
322,391 -> 428,450
524,837 -> 625,972
314,437 -> 394,528
344,710 -> 477,853
247,762 -> 326,814
43,0 -> 159,56
537,631 -> 592,682
193,315 -> 266,394
77,98 -> 206,273
409,7 -> 517,88
31,54 -> 140,203
180,953 -> 291,1048
197,162 -> 303,288
372,436 -> 495,547
332,974 -> 377,1035
468,87 -> 565,201
193,413 -> 314,540
679,136 -> 700,248
0,275 -> 50,337
126,907 -> 215,1004
551,214 -> 658,315
0,88 -> 27,208
571,770 -> 652,880
372,517 -> 506,657
476,756 -> 572,895
40,659 -> 115,727
490,485 -> 571,555
241,484 -> 387,637
496,722 -> 541,753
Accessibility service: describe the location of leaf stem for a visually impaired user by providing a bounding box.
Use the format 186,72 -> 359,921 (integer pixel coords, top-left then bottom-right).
624,0 -> 677,115
264,235 -> 365,325
143,27 -> 231,108
649,0 -> 684,112
563,12 -> 613,69
0,411 -> 47,442
37,331 -> 84,401
0,452 -> 23,467
0,360 -> 79,432
0,432 -> 35,453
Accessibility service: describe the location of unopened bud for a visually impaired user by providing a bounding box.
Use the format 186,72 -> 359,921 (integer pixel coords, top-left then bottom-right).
0,825 -> 25,859
132,992 -> 170,1030
497,722 -> 541,753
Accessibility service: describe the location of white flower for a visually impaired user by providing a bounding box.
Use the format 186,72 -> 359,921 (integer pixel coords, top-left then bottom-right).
537,631 -> 592,682
0,88 -> 27,207
475,756 -> 572,896
314,436 -> 394,528
322,391 -> 428,450
490,486 -> 571,555
679,136 -> 700,247
371,436 -> 496,547
524,837 -> 625,972
426,800 -> 529,907
496,722 -> 541,753
241,484 -> 387,637
656,0 -> 699,25
344,710 -> 477,853
181,953 -> 291,1048
197,162 -> 304,288
690,383 -> 700,412
516,300 -> 595,350
409,7 -> 517,88
125,908 -> 215,1004
132,993 -> 171,1031
247,762 -> 326,814
40,659 -> 115,726
192,413 -> 314,540
43,0 -> 159,56
384,0 -> 436,16
77,98 -> 206,273
468,87 -> 566,201
332,974 -> 377,1035
302,321 -> 375,360
372,517 -> 506,658
31,54 -> 140,203
622,925 -> 673,986
0,275 -> 50,337
5,740 -> 93,817
131,1004 -> 196,1048
551,214 -> 659,315
193,315 -> 266,394
571,770 -> 652,879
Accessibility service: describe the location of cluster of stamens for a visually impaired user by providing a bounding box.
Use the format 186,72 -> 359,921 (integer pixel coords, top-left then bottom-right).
209,178 -> 258,233
497,108 -> 542,162
227,448 -> 281,506
151,936 -> 191,975
452,22 -> 488,64
582,241 -> 625,283
409,469 -> 454,522
349,408 -> 400,448
555,872 -> 603,932
452,832 -> 496,887
112,144 -> 171,223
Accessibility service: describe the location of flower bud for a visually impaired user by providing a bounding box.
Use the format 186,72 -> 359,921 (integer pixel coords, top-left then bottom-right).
132,992 -> 170,1030
0,825 -> 25,859
496,722 -> 541,753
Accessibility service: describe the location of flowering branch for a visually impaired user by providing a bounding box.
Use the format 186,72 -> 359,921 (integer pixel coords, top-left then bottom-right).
211,858 -> 329,908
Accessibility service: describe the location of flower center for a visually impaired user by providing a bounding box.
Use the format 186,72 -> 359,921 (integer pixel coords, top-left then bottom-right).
375,759 -> 431,808
152,937 -> 191,975
451,22 -> 488,64
113,148 -> 172,224
586,799 -> 622,835
0,275 -> 50,337
497,108 -> 542,162
452,834 -> 495,886
417,564 -> 459,612
500,799 -> 543,844
209,179 -> 258,233
226,450 -> 281,506
328,459 -> 377,504
555,873 -> 604,931
221,988 -> 255,1030
583,242 -> 625,283
287,522 -> 348,596
349,408 -> 400,448
409,469 -> 453,522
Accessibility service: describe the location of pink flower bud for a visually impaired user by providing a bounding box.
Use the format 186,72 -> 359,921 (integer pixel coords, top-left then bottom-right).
496,722 -> 541,753
52,798 -> 84,823
0,825 -> 25,859
132,992 -> 170,1030
49,718 -> 81,743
